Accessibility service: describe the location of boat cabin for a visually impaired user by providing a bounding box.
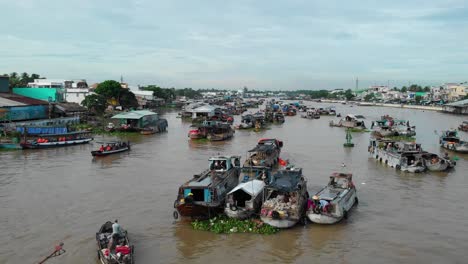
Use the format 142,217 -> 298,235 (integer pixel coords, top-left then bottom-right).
178,156 -> 241,205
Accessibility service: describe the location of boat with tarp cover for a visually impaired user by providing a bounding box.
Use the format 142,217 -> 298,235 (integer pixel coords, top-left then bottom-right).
225,167 -> 271,219
243,138 -> 283,170
20,131 -> 93,149
307,173 -> 358,224
174,155 -> 241,219
260,167 -> 308,228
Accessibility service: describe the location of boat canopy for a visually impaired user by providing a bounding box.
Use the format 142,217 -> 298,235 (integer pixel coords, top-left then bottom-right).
268,168 -> 303,192
38,131 -> 91,137
330,172 -> 352,180
228,180 -> 265,196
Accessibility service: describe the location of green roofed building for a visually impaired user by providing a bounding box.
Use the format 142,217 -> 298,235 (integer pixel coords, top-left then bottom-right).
111,110 -> 168,130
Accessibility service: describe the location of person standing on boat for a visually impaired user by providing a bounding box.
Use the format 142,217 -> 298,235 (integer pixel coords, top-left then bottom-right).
112,219 -> 123,238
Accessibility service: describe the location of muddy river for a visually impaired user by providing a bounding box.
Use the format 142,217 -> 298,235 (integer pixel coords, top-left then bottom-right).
1,103 -> 467,264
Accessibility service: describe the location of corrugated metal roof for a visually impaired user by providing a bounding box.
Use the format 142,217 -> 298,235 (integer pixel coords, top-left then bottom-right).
445,99 -> 468,107
111,110 -> 157,119
0,93 -> 48,106
0,96 -> 26,106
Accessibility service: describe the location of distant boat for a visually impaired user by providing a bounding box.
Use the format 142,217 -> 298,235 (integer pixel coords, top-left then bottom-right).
91,141 -> 130,157
20,131 -> 93,149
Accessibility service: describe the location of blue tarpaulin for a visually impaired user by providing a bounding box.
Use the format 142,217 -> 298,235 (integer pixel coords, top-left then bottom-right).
16,127 -> 68,135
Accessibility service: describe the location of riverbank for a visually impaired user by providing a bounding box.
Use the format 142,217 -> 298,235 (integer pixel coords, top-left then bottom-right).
356,102 -> 443,111
319,100 -> 443,112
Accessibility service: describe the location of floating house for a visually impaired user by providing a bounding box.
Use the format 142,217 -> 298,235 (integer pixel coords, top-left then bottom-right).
111,110 -> 164,129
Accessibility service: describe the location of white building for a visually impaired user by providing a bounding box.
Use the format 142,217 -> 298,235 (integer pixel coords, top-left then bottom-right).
28,79 -> 90,104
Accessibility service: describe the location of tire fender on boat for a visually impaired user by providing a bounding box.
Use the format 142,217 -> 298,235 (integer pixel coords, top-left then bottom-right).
396,165 -> 401,170
173,211 -> 179,220
355,197 -> 359,205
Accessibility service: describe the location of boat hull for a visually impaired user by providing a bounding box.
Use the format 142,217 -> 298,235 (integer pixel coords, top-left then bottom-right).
0,143 -> 21,149
260,217 -> 298,228
176,203 -> 223,219
91,147 -> 130,157
441,143 -> 468,153
224,208 -> 254,220
307,213 -> 342,224
21,138 -> 93,149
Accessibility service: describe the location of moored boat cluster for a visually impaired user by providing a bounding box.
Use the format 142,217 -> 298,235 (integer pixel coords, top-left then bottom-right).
173,138 -> 359,231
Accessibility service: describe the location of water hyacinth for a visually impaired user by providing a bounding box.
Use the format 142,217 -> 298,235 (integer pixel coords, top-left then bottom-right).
191,216 -> 279,235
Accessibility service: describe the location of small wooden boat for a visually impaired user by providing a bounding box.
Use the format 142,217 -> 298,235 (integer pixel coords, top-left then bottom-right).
307,173 -> 358,224
260,167 -> 308,228
421,152 -> 455,171
96,221 -> 134,264
301,109 -> 320,119
225,179 -> 266,220
91,142 -> 130,157
330,114 -> 366,129
20,131 -> 93,149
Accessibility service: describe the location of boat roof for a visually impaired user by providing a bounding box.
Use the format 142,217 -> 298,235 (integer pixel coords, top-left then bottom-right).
268,168 -> 303,192
228,180 -> 265,196
209,155 -> 240,161
111,110 -> 157,119
38,131 -> 91,137
249,139 -> 279,152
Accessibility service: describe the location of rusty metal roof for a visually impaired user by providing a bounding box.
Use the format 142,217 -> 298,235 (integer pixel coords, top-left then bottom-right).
0,93 -> 48,106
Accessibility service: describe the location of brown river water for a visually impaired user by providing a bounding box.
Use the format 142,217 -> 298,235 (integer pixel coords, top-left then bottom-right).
1,102 -> 467,264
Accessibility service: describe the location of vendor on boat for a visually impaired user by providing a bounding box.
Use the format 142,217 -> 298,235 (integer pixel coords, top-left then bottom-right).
112,219 -> 123,238
184,193 -> 194,204
99,145 -> 104,152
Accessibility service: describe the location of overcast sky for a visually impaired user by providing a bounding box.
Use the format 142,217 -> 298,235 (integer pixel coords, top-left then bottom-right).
1,0 -> 467,89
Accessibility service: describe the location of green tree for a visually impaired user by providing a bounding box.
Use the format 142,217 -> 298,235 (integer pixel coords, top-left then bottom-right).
119,89 -> 139,109
344,89 -> 355,100
415,95 -> 423,104
81,94 -> 107,114
401,86 -> 407,93
364,93 -> 376,102
423,86 -> 431,92
95,80 -> 122,100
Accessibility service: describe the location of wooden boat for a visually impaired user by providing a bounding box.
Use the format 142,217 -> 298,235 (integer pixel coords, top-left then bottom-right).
96,221 -> 134,264
371,116 -> 416,137
329,114 -> 366,129
243,138 -> 283,170
91,142 -> 130,157
20,131 -> 93,149
369,139 -> 426,173
307,173 -> 358,224
440,130 -> 468,153
459,121 -> 468,132
421,152 -> 455,171
0,141 -> 21,150
174,156 -> 241,219
260,167 -> 308,228
206,123 -> 234,141
225,167 -> 271,219
301,109 -> 320,119
225,179 -> 266,220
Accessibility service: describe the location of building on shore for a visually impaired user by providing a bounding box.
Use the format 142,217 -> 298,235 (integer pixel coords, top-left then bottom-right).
24,79 -> 90,104
442,99 -> 468,115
